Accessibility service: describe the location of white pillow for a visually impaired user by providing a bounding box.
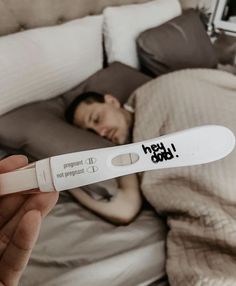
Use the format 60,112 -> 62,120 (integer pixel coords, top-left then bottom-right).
103,0 -> 182,68
0,15 -> 103,116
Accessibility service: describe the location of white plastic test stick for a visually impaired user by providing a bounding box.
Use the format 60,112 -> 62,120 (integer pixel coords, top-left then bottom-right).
0,125 -> 235,195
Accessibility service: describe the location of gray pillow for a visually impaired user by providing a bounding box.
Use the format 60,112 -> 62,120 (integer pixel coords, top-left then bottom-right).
137,9 -> 218,77
0,62 -> 150,159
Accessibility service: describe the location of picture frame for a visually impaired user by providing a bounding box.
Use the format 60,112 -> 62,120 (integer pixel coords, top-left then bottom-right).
212,0 -> 236,35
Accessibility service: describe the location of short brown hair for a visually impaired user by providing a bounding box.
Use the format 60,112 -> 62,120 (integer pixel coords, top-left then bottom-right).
65,91 -> 105,124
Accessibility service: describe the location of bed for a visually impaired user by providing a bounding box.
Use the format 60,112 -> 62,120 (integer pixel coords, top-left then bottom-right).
0,0 -> 235,285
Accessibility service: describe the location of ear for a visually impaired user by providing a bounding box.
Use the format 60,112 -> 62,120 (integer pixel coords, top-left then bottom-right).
104,94 -> 121,108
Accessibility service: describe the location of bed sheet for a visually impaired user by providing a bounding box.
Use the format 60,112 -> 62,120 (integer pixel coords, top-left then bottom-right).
20,192 -> 167,286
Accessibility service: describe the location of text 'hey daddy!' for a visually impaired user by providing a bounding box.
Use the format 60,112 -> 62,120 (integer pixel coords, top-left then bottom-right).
142,142 -> 179,163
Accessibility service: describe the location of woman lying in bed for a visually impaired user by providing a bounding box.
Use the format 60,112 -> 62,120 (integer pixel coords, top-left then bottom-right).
65,91 -> 142,225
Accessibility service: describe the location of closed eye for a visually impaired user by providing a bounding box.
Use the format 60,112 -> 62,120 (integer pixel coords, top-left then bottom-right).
93,114 -> 100,125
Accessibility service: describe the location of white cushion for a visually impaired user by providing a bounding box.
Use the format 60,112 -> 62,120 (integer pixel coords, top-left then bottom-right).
0,15 -> 103,116
103,0 -> 182,69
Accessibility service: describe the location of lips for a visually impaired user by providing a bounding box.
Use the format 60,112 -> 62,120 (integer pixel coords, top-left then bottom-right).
108,129 -> 117,142
111,130 -> 117,142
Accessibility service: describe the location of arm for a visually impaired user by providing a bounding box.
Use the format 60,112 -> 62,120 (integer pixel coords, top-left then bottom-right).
69,174 -> 142,225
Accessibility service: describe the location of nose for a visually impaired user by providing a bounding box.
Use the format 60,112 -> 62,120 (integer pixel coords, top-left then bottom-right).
96,125 -> 109,137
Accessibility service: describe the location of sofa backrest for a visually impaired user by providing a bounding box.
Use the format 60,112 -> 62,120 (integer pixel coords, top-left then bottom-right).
0,0 -> 216,36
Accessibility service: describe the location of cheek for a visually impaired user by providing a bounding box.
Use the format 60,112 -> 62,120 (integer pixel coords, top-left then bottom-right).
119,118 -> 128,135
106,111 -> 119,126
117,117 -> 128,138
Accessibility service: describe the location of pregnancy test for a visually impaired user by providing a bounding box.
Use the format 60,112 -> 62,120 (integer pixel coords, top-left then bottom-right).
0,125 -> 235,195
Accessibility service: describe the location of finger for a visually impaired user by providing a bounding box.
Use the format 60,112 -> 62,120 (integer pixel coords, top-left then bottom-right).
0,210 -> 41,286
22,192 -> 59,219
0,155 -> 28,173
0,192 -> 58,255
0,194 -> 26,229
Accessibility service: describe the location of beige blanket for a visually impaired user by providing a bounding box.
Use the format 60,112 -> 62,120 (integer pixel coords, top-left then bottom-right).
128,69 -> 236,285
